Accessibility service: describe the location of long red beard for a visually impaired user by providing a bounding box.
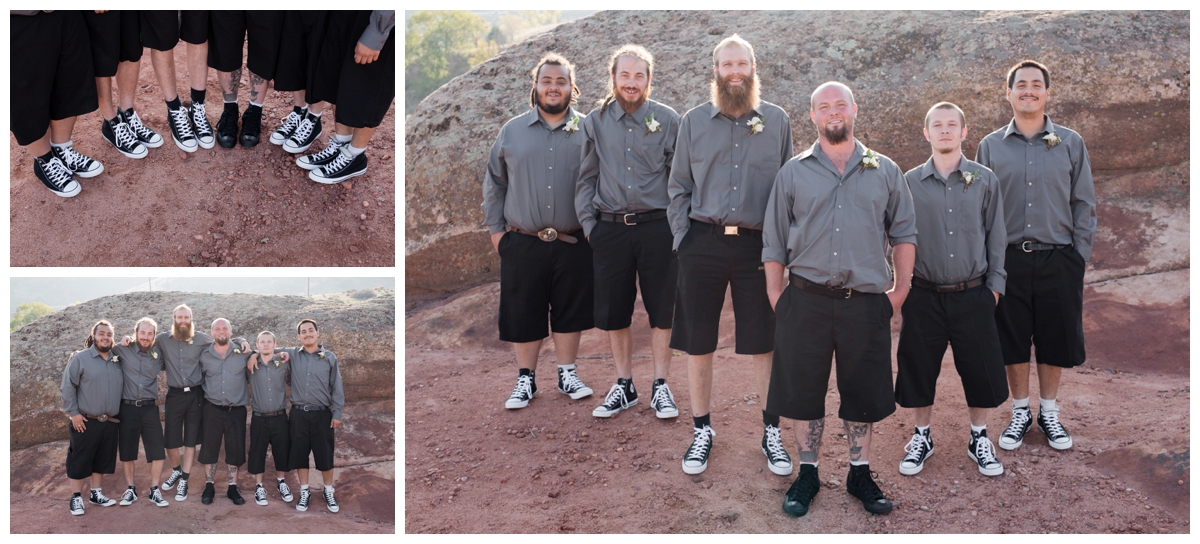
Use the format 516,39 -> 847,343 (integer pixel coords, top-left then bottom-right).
172,322 -> 193,341
711,72 -> 761,116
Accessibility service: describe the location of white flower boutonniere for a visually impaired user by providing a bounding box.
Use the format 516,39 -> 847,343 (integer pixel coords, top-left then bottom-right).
318,350 -> 327,359
112,355 -> 120,363
859,149 -> 881,174
151,350 -> 158,360
1043,132 -> 1062,150
233,347 -> 242,354
187,338 -> 193,345
962,170 -> 980,193
272,355 -> 283,368
746,116 -> 764,135
644,113 -> 660,136
563,116 -> 580,137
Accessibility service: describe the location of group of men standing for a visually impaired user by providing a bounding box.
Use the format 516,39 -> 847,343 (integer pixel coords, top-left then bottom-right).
482,35 -> 1095,518
10,10 -> 396,197
60,304 -> 346,517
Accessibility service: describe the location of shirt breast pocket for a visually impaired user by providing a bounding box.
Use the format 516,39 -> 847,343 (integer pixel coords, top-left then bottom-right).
852,175 -> 888,214
639,134 -> 668,173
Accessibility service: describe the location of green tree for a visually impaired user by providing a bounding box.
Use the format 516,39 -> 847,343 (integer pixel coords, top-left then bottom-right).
405,11 -> 493,115
10,302 -> 53,332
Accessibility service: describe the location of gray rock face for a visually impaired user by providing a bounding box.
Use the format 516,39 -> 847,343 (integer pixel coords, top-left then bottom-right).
405,10 -> 1189,294
10,288 -> 395,448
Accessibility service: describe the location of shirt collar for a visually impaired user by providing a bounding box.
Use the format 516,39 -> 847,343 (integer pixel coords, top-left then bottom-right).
526,106 -> 580,130
617,100 -> 651,123
88,346 -> 112,361
707,101 -> 765,121
1003,114 -> 1056,139
917,154 -> 969,183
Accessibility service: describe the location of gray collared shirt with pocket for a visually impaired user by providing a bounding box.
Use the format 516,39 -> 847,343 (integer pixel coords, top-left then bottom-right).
575,99 -> 680,237
483,106 -> 588,235
763,139 -> 918,293
667,101 -> 793,249
155,331 -> 214,389
975,115 -> 1096,261
248,353 -> 290,414
904,156 -> 1007,295
283,346 -> 345,420
199,343 -> 252,407
61,346 -> 124,418
113,343 -> 165,401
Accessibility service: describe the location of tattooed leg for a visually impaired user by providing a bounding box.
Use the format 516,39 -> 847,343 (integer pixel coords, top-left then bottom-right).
205,463 -> 216,483
248,72 -> 269,105
227,465 -> 239,486
844,421 -> 873,464
794,418 -> 825,463
220,67 -> 242,103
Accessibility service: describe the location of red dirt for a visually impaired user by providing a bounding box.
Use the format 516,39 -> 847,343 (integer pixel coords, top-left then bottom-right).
404,295 -> 1190,534
9,45 -> 394,267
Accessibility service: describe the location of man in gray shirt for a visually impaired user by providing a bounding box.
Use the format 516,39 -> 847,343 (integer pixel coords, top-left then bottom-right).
196,318 -> 255,506
61,320 -> 124,516
282,319 -> 346,513
576,44 -> 681,421
763,82 -> 917,518
976,60 -> 1096,453
668,35 -> 793,478
112,317 -> 170,507
246,330 -> 295,506
895,102 -> 1009,479
483,53 -> 595,411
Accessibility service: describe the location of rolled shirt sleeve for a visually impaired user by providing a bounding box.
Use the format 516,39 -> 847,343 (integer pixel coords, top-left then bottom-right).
359,10 -> 394,51
762,167 -> 793,265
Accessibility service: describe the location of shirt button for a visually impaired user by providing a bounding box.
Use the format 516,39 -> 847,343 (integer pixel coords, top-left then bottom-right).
627,148 -> 631,151
833,252 -> 838,256
733,187 -> 737,190
1029,161 -> 1033,165
1029,182 -> 1033,186
949,231 -> 953,235
948,209 -> 953,212
547,205 -> 551,209
835,228 -> 840,232
547,186 -> 551,189
838,205 -> 842,209
735,144 -> 739,147
731,207 -> 736,211
549,148 -> 553,151
1027,224 -> 1032,228
627,167 -> 631,170
549,166 -> 553,170
628,128 -> 632,132
948,187 -> 952,191
1028,203 -> 1033,207
734,165 -> 738,168
950,254 -> 955,257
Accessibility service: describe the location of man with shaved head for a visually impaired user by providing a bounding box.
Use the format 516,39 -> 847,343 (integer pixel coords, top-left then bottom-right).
196,317 -> 256,505
763,81 -> 917,517
668,34 -> 794,477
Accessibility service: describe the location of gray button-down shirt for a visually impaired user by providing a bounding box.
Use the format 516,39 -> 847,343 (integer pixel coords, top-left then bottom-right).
199,344 -> 252,406
975,115 -> 1097,261
113,343 -> 164,401
155,331 -> 213,389
763,140 -> 918,293
248,353 -> 290,413
667,102 -> 794,249
905,157 -> 1007,295
284,346 -> 345,420
483,107 -> 588,235
575,99 -> 680,237
61,346 -> 123,418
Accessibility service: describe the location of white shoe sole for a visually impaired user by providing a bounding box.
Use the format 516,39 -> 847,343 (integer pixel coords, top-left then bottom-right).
117,146 -> 148,159
655,407 -> 679,419
256,499 -> 268,506
560,387 -> 593,400
281,495 -> 294,503
119,499 -> 136,506
997,436 -> 1023,451
141,136 -> 164,148
681,460 -> 707,475
593,398 -> 637,418
90,501 -> 115,507
49,181 -> 82,198
74,163 -> 104,178
762,444 -> 793,476
898,447 -> 933,475
969,451 -> 1004,476
173,136 -> 198,153
196,135 -> 216,149
175,493 -> 188,502
309,167 -> 366,185
284,139 -> 317,153
505,390 -> 537,409
151,500 -> 169,507
71,509 -> 84,516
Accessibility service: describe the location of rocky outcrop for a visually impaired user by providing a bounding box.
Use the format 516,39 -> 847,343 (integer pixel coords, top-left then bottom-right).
405,10 -> 1189,294
9,288 -> 395,448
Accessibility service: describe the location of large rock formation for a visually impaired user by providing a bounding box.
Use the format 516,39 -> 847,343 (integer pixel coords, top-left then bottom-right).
10,288 -> 395,448
405,10 -> 1189,294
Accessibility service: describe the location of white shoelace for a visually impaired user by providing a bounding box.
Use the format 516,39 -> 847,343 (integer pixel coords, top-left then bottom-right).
902,433 -> 930,463
125,110 -> 157,140
298,489 -> 310,505
509,375 -> 534,400
150,488 -> 163,502
71,496 -> 84,510
600,384 -> 629,410
176,479 -> 188,494
255,487 -> 267,500
764,425 -> 789,460
122,489 -> 136,501
56,146 -> 92,172
92,490 -> 113,503
169,107 -> 196,139
1040,409 -> 1068,439
685,427 -> 714,461
40,158 -> 76,190
113,121 -> 141,150
324,488 -> 337,505
278,481 -> 291,495
1003,408 -> 1032,440
559,368 -> 587,393
290,117 -> 314,143
651,384 -> 675,409
974,435 -> 1000,466
319,149 -> 353,176
191,104 -> 213,135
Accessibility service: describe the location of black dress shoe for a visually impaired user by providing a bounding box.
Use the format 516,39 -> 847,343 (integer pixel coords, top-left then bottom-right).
216,105 -> 239,148
227,485 -> 245,505
201,482 -> 216,504
240,105 -> 262,147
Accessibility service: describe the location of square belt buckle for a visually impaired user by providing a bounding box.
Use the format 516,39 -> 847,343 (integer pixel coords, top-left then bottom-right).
183,386 -> 191,392
97,414 -> 109,422
623,213 -> 637,225
724,226 -> 739,236
537,227 -> 558,242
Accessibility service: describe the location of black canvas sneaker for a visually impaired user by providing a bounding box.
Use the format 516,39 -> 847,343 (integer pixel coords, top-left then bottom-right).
201,482 -> 215,504
556,364 -> 593,400
52,144 -> 103,177
121,108 -> 163,148
593,379 -> 638,417
119,486 -> 138,506
162,468 -> 182,490
681,425 -> 715,475
239,105 -> 263,147
148,486 -> 168,507
190,102 -> 216,149
898,427 -> 934,475
323,487 -> 339,513
762,424 -> 793,476
101,117 -> 148,159
296,487 -> 310,511
968,429 -> 1004,476
278,480 -> 294,502
215,105 -> 239,148
270,107 -> 305,145
283,111 -> 323,153
846,465 -> 893,514
308,147 -> 367,184
70,495 -> 85,516
174,478 -> 189,502
505,373 -> 537,409
1037,406 -> 1074,450
89,489 -> 116,507
227,485 -> 245,505
254,485 -> 268,506
649,381 -> 679,419
998,406 -> 1032,451
295,137 -> 346,170
166,104 -> 198,152
33,156 -> 81,197
782,464 -> 820,517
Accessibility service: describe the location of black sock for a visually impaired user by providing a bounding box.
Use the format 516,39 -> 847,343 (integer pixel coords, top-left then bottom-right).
191,88 -> 206,105
293,105 -> 305,116
37,150 -> 55,163
693,414 -> 711,429
173,465 -> 182,473
181,472 -> 190,480
246,103 -> 262,115
653,378 -> 666,387
128,485 -> 135,489
73,492 -> 82,497
223,102 -> 238,115
166,97 -> 182,110
151,486 -> 158,490
518,368 -> 532,377
763,411 -> 780,428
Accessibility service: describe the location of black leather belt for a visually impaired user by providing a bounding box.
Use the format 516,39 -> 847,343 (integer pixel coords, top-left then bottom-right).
123,399 -> 156,407
1014,241 -> 1070,252
209,403 -> 241,411
912,276 -> 985,293
295,405 -> 329,412
691,219 -> 761,237
789,275 -> 865,299
254,410 -> 286,417
169,385 -> 202,393
507,226 -> 580,244
599,210 -> 667,225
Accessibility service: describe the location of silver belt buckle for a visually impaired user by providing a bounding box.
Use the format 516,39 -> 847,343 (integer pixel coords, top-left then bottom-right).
843,288 -> 853,299
537,227 -> 558,242
98,414 -> 109,422
724,226 -> 739,235
623,213 -> 636,225
1021,241 -> 1033,253
183,386 -> 191,392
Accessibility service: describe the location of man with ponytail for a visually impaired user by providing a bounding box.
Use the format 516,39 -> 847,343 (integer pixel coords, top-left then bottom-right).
61,320 -> 124,516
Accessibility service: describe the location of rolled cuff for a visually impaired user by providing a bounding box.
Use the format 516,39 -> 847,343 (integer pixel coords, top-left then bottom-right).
488,224 -> 507,235
888,234 -> 918,247
762,247 -> 788,264
358,27 -> 389,51
985,273 -> 1006,297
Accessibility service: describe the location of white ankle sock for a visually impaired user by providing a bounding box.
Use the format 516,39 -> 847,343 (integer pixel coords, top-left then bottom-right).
51,139 -> 73,149
1012,397 -> 1030,409
849,460 -> 869,466
334,133 -> 351,143
558,363 -> 575,370
970,424 -> 986,433
799,461 -> 818,467
347,144 -> 365,157
301,484 -> 309,491
915,424 -> 930,434
1040,398 -> 1056,411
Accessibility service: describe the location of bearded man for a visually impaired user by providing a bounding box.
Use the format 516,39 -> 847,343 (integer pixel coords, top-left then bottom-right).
62,320 -> 124,515
575,44 -> 681,421
111,317 -> 170,507
196,318 -> 256,506
667,35 -> 794,477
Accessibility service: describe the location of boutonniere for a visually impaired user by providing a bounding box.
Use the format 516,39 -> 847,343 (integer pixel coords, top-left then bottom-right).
644,113 -> 660,136
273,355 -> 283,368
858,149 -> 880,174
233,347 -> 242,354
151,350 -> 158,359
563,116 -> 580,137
186,338 -> 193,345
746,116 -> 764,135
962,170 -> 980,192
111,355 -> 120,363
1043,132 -> 1062,150
318,350 -> 327,359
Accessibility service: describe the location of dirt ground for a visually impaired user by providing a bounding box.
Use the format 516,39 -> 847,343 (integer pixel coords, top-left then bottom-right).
403,296 -> 1190,534
9,45 -> 395,267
